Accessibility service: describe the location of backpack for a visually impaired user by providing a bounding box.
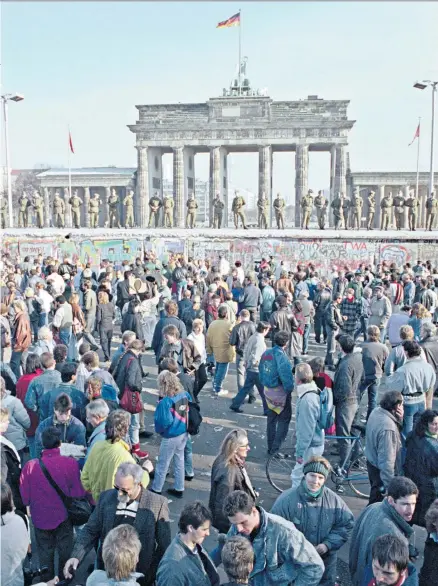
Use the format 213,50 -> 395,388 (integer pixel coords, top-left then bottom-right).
301,387 -> 335,432
187,401 -> 203,436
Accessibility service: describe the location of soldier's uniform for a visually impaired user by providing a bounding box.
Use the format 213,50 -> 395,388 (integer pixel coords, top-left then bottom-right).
163,196 -> 174,228
352,193 -> 363,230
426,196 -> 438,231
18,195 -> 30,228
123,193 -> 135,228
314,192 -> 328,230
88,196 -> 100,228
342,198 -> 351,229
257,197 -> 269,229
331,196 -> 343,230
108,193 -> 120,228
232,195 -> 247,229
69,195 -> 83,229
34,195 -> 44,228
405,195 -> 420,231
53,194 -> 65,228
148,195 -> 162,228
367,192 -> 376,230
380,195 -> 393,231
273,196 -> 285,229
392,193 -> 405,230
186,197 -> 198,229
213,198 -> 225,228
0,199 -> 7,229
301,192 -> 313,229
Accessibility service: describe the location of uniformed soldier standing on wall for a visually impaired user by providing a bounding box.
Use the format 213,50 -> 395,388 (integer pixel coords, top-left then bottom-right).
300,189 -> 313,229
314,190 -> 328,230
0,198 -> 8,228
273,193 -> 285,229
351,188 -> 363,230
405,191 -> 420,231
342,194 -> 351,229
33,190 -> 44,228
380,191 -> 393,231
163,195 -> 175,228
331,192 -> 344,230
123,189 -> 135,228
53,191 -> 65,228
18,191 -> 31,228
232,191 -> 247,229
108,188 -> 121,228
366,190 -> 375,230
186,193 -> 198,229
213,193 -> 225,228
89,192 -> 101,229
392,190 -> 406,230
257,192 -> 269,229
426,192 -> 438,231
148,192 -> 162,228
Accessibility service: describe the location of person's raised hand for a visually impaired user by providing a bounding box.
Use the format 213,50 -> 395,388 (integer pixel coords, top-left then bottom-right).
63,558 -> 79,579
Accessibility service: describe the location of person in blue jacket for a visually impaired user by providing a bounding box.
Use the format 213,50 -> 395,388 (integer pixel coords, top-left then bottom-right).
151,370 -> 191,499
361,533 -> 418,586
259,330 -> 294,456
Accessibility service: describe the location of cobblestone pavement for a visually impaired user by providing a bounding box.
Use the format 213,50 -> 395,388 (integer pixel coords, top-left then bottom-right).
70,329 -> 433,586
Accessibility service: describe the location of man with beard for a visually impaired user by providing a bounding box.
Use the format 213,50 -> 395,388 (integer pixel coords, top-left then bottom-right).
361,534 -> 418,586
64,462 -> 171,586
349,477 -> 418,586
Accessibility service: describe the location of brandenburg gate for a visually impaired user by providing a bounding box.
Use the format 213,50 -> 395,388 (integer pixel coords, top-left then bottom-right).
129,90 -> 356,228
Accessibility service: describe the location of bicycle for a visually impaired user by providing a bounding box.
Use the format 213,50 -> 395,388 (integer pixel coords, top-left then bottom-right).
266,433 -> 370,499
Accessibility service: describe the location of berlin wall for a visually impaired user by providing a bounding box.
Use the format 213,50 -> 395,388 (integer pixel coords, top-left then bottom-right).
2,229 -> 438,276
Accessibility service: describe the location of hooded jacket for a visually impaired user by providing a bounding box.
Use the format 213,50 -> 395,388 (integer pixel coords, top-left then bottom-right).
1,390 -> 30,451
295,381 -> 324,458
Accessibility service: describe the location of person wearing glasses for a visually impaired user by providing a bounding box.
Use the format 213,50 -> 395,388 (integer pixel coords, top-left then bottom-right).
64,462 -> 171,586
209,428 -> 257,534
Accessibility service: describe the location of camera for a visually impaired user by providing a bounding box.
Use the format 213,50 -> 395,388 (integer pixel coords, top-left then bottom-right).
23,564 -> 49,586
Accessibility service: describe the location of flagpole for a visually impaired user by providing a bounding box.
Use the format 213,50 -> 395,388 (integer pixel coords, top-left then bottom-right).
68,125 -> 72,202
415,117 -> 421,198
238,8 -> 242,96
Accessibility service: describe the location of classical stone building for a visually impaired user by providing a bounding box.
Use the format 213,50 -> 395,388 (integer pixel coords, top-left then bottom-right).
128,93 -> 355,228
349,171 -> 438,230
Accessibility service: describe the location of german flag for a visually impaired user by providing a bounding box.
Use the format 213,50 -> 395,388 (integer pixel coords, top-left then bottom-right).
216,12 -> 240,28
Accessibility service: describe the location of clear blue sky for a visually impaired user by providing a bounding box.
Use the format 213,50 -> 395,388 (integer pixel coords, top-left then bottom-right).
2,1 -> 438,199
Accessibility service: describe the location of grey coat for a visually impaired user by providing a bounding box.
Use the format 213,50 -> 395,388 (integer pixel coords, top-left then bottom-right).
1,391 -> 30,451
349,498 -> 414,586
365,406 -> 402,489
333,351 -> 364,404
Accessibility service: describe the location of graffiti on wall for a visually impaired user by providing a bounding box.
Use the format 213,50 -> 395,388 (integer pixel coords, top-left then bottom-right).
19,239 -> 57,259
144,238 -> 185,260
379,242 -> 417,267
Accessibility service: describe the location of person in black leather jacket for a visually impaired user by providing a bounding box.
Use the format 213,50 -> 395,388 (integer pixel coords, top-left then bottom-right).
230,310 -> 256,397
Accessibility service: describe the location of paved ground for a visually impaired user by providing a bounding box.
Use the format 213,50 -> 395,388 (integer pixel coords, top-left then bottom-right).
70,328 -> 432,586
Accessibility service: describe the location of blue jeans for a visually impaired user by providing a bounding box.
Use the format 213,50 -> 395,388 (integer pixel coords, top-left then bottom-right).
38,313 -> 48,327
10,350 -> 24,379
380,327 -> 387,343
236,355 -> 246,392
213,362 -> 229,393
314,312 -> 326,343
59,329 -> 71,347
28,436 -> 37,460
325,326 -> 338,367
129,413 -> 140,445
231,370 -> 269,414
402,401 -> 425,439
151,433 -> 188,492
184,435 -> 193,476
359,377 -> 381,420
303,323 -> 311,354
354,316 -> 369,341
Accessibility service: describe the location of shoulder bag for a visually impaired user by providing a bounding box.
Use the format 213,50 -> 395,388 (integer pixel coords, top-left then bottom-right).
118,357 -> 143,414
39,459 -> 91,526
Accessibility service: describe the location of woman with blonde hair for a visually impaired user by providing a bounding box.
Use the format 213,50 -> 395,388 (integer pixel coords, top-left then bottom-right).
96,290 -> 115,362
409,302 -> 433,341
86,524 -> 142,586
150,370 -> 191,498
188,318 -> 208,401
209,428 -> 257,533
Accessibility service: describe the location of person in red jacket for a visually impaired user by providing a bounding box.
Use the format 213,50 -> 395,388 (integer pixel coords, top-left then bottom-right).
15,353 -> 43,459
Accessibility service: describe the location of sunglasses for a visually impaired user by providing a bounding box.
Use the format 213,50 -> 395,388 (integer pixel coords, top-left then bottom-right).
114,485 -> 130,495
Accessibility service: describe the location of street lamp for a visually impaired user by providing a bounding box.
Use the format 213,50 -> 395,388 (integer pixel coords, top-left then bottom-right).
413,80 -> 437,197
1,93 -> 24,228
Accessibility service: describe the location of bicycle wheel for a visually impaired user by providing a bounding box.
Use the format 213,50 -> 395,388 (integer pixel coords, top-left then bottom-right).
266,450 -> 294,493
347,453 -> 370,499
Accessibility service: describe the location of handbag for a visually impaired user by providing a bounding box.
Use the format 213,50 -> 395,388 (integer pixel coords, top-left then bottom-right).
39,459 -> 91,526
187,401 -> 202,436
119,358 -> 143,414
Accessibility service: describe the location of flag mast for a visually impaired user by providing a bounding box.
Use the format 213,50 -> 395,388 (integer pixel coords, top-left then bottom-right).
415,117 -> 421,198
238,8 -> 242,96
68,125 -> 72,203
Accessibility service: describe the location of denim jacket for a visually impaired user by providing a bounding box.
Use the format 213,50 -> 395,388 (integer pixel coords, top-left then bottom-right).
225,508 -> 324,586
259,346 -> 294,392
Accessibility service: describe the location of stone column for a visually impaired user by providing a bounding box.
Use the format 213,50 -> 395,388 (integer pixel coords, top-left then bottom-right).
173,147 -> 184,228
148,148 -> 163,226
209,146 -> 221,227
376,185 -> 385,230
43,187 -> 50,227
83,187 -> 90,228
62,187 -> 72,228
295,145 -> 309,227
136,146 -> 149,228
420,186 -> 427,229
183,148 -> 196,226
334,145 -> 347,196
105,187 -> 111,227
403,185 -> 410,230
329,145 -> 336,227
258,145 -> 272,226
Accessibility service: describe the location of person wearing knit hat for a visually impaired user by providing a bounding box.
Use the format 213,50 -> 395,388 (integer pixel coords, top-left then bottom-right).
272,456 -> 354,586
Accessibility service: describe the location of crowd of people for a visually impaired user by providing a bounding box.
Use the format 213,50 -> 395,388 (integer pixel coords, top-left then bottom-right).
0,249 -> 438,586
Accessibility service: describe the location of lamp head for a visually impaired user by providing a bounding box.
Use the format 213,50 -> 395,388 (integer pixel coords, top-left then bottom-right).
10,94 -> 24,102
413,82 -> 427,90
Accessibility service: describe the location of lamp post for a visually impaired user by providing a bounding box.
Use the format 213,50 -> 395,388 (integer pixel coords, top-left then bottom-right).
1,93 -> 24,228
414,80 -> 437,197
